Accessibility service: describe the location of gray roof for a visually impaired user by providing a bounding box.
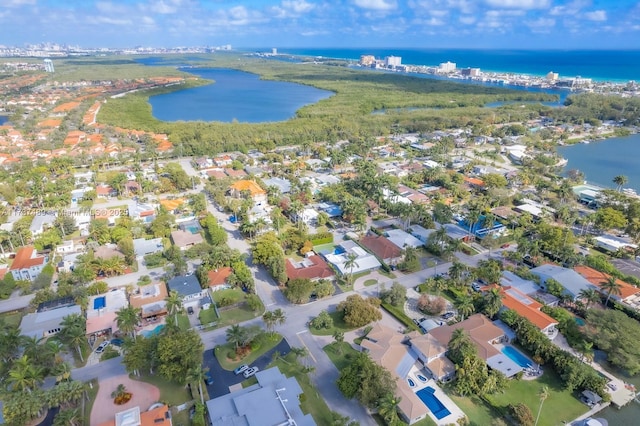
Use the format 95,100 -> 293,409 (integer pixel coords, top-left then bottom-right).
500,271 -> 539,296
263,177 -> 291,194
167,275 -> 202,298
530,264 -> 594,298
206,367 -> 315,426
385,229 -> 424,249
133,237 -> 164,257
486,353 -> 524,378
19,305 -> 81,339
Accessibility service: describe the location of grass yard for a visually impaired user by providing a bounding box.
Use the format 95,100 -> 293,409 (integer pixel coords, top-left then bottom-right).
212,288 -> 246,305
0,310 -> 23,327
308,310 -> 358,336
449,394 -> 501,426
486,369 -> 588,426
177,313 -> 191,330
214,332 -> 283,371
323,342 -> 360,370
133,373 -> 191,406
381,302 -> 420,332
364,279 -> 378,287
217,304 -> 259,327
199,306 -> 218,324
312,243 -> 335,253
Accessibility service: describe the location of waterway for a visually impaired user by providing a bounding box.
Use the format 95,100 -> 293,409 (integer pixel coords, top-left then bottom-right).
592,351 -> 640,425
148,68 -> 333,123
558,134 -> 640,192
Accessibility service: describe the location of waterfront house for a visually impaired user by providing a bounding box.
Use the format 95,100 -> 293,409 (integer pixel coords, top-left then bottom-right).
574,265 -> 640,306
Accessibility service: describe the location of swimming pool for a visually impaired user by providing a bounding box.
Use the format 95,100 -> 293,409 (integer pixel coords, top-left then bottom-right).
416,374 -> 427,382
140,324 -> 165,338
407,378 -> 415,387
416,387 -> 451,420
575,317 -> 585,326
186,225 -> 200,234
93,296 -> 106,310
502,346 -> 532,368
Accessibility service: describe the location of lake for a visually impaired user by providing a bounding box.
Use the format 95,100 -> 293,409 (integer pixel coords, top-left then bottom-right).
148,68 -> 333,123
558,134 -> 640,192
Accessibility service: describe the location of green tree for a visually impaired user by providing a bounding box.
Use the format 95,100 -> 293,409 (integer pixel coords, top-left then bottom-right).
337,352 -> 395,408
284,278 -> 314,303
510,403 -> 534,426
166,290 -> 183,325
116,305 -> 141,340
157,328 -> 204,384
601,276 -> 622,306
455,294 -> 475,321
311,310 -> 333,330
534,385 -> 549,426
377,393 -> 402,425
337,295 -> 382,327
59,314 -> 87,361
613,175 -> 628,192
578,288 -> 600,309
226,324 -> 247,351
381,282 -> 407,307
343,252 -> 359,286
188,365 -> 209,405
482,287 -> 503,319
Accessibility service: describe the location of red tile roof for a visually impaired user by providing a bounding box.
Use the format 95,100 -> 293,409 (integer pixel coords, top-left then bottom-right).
208,267 -> 232,287
9,246 -> 46,271
574,265 -> 640,300
359,234 -> 402,261
286,255 -> 335,281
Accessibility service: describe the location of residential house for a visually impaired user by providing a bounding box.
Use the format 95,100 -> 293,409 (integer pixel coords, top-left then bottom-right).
166,275 -> 208,309
262,177 -> 291,194
94,244 -> 125,261
206,367 -> 315,426
293,208 -> 319,225
29,213 -> 56,237
530,264 -> 595,300
574,265 -> 640,306
9,246 -> 48,281
285,255 -> 335,282
360,233 -> 404,266
408,224 -> 435,244
385,229 -> 424,249
97,404 -> 172,426
225,168 -> 248,179
130,203 -> 156,223
208,267 -> 233,291
228,180 -> 267,203
213,155 -> 233,167
130,283 -> 168,319
323,240 -> 381,276
485,284 -> 558,338
55,240 -> 78,254
317,202 -> 342,218
133,237 -> 164,258
194,157 -> 214,169
170,230 -> 204,251
430,314 -> 523,378
85,289 -> 128,336
360,323 -> 461,425
96,184 -> 117,198
593,235 -> 637,253
19,305 -> 82,338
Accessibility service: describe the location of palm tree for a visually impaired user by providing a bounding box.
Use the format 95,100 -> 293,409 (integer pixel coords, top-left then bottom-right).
377,393 -> 402,425
226,324 -> 247,352
187,366 -> 209,405
448,261 -> 468,287
332,331 -> 345,354
601,276 -> 622,306
53,408 -> 81,426
0,325 -> 21,363
578,288 -> 600,309
166,290 -> 183,325
613,175 -> 628,192
111,383 -> 128,400
116,305 -> 141,340
8,355 -> 44,392
272,308 -> 286,331
534,385 -> 550,426
262,311 -> 276,335
343,253 -> 359,286
483,287 -> 503,319
455,294 -> 475,321
59,314 -> 87,361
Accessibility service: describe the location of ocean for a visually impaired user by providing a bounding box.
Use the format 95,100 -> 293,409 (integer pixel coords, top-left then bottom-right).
558,134 -> 640,193
0,115 -> 8,125
269,48 -> 640,82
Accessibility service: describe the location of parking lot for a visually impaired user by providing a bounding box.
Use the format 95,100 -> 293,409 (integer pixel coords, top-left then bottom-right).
202,338 -> 291,398
611,258 -> 640,280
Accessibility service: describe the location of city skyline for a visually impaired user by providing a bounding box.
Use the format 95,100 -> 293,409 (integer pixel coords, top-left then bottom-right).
2,0 -> 640,49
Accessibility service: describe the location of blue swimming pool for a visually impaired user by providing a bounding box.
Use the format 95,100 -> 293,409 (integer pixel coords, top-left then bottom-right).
416,387 -> 451,420
186,226 -> 200,234
575,317 -> 585,326
93,296 -> 106,310
502,346 -> 532,368
334,246 -> 346,255
140,324 -> 165,338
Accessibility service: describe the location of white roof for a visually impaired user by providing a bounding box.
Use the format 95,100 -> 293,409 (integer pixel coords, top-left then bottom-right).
385,229 -> 424,249
514,203 -> 543,217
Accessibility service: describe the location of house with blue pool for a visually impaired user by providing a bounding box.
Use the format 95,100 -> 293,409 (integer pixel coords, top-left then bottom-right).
85,288 -> 128,337
360,323 -> 464,425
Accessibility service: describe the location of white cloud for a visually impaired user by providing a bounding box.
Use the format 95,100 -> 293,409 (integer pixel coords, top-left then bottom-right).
95,1 -> 129,14
584,10 -> 607,21
93,16 -> 133,26
550,0 -> 589,16
429,9 -> 449,18
353,0 -> 397,11
484,0 -> 550,9
459,15 -> 476,25
282,0 -> 315,14
525,17 -> 555,32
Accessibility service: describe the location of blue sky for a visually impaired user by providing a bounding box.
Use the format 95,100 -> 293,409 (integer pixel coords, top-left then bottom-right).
2,0 -> 639,49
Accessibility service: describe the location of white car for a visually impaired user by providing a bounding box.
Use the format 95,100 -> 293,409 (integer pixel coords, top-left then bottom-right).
95,341 -> 110,353
243,366 -> 259,378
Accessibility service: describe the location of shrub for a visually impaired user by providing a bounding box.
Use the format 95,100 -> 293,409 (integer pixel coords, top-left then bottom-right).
417,294 -> 446,315
509,403 -> 533,426
311,310 -> 333,329
337,295 -> 382,328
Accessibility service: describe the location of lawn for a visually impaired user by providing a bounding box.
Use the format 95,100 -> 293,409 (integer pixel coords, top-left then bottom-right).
133,372 -> 191,406
199,306 -> 218,325
486,369 -> 588,426
381,302 -> 420,332
364,279 -> 378,287
82,379 -> 99,425
0,311 -> 23,327
217,304 -> 259,327
449,394 -> 500,426
214,332 -> 283,371
177,313 -> 190,331
323,342 -> 360,370
212,288 -> 246,305
308,310 -> 358,336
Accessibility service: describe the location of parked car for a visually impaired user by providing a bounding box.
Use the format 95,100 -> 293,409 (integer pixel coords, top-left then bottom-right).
471,283 -> 482,292
441,312 -> 455,320
187,306 -> 194,315
234,364 -> 249,375
204,372 -> 214,385
95,341 -> 110,354
607,382 -> 617,391
501,243 -> 510,248
243,366 -> 259,379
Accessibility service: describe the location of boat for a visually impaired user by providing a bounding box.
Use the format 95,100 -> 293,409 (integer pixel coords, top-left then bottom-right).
581,140 -> 591,144
622,188 -> 637,196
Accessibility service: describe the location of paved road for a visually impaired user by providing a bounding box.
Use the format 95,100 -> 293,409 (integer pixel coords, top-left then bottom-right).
0,293 -> 35,313
70,355 -> 127,382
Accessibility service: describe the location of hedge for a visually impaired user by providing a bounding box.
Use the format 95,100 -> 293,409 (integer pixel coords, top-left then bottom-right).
381,302 -> 420,332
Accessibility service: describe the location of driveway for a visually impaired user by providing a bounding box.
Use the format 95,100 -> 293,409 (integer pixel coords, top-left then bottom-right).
90,374 -> 160,425
203,338 -> 291,398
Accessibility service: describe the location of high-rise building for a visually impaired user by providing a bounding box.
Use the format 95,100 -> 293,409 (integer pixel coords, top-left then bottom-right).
272,48 -> 277,55
438,61 -> 456,73
43,58 -> 54,73
385,56 -> 402,68
546,71 -> 559,81
461,67 -> 481,77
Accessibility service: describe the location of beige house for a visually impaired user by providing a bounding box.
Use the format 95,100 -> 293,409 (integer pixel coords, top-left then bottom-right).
130,283 -> 168,319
